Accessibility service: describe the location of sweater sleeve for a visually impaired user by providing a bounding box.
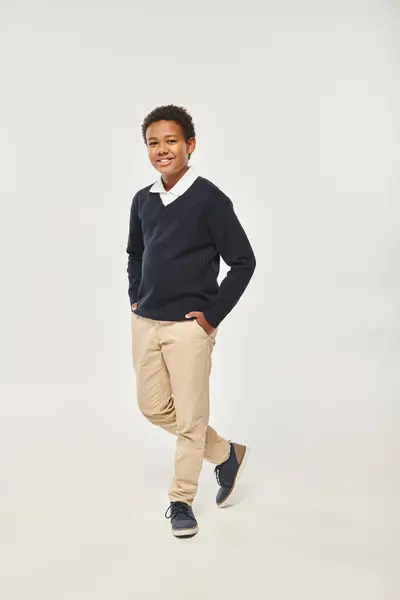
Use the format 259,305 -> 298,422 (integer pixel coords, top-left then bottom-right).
202,190 -> 256,328
126,193 -> 144,306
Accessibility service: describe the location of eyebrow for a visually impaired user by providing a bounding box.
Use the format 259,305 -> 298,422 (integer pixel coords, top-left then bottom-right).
147,134 -> 178,141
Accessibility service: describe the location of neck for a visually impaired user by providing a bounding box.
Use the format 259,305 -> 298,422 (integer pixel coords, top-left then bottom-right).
162,165 -> 190,192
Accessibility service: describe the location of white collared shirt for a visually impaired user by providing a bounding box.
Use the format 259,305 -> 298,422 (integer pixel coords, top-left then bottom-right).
149,166 -> 199,206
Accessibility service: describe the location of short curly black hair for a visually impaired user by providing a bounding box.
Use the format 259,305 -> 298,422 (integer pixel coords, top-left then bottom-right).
141,104 -> 196,143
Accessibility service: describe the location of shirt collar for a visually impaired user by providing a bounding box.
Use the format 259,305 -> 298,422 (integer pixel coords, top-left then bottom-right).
149,166 -> 198,196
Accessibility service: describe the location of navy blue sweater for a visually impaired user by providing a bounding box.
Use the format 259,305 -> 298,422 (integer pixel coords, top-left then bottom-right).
126,176 -> 256,328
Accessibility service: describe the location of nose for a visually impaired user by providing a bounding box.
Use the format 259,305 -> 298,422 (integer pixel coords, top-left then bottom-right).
157,144 -> 169,155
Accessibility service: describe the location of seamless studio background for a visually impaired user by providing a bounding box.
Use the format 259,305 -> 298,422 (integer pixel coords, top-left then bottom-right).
0,1 -> 398,599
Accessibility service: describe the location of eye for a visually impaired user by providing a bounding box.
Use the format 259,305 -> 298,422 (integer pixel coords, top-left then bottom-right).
149,142 -> 157,146
168,140 -> 177,143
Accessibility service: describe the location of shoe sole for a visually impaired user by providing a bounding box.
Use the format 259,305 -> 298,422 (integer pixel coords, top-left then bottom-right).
217,445 -> 250,508
172,525 -> 198,538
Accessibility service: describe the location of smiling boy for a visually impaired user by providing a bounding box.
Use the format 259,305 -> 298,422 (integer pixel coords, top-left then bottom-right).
127,105 -> 256,538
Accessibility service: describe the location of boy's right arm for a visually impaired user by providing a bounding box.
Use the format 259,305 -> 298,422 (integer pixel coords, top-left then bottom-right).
126,194 -> 144,309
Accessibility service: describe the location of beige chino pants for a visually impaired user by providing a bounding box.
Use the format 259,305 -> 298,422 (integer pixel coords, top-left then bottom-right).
131,312 -> 230,505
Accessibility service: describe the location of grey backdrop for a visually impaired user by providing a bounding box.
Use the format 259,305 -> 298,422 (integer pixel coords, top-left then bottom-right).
0,2 -> 398,599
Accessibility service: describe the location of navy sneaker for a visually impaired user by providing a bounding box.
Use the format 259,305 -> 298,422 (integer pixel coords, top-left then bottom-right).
214,442 -> 248,507
165,501 -> 198,538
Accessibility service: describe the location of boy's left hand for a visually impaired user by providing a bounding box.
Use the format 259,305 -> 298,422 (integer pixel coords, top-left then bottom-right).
185,311 -> 215,335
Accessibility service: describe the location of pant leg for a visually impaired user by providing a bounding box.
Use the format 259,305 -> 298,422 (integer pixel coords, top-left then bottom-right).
131,313 -> 230,473
159,318 -> 230,505
131,312 -> 176,432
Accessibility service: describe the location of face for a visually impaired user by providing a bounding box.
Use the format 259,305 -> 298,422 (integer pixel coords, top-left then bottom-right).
146,120 -> 196,177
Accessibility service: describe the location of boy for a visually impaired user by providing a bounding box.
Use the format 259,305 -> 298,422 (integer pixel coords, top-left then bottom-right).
126,105 -> 256,538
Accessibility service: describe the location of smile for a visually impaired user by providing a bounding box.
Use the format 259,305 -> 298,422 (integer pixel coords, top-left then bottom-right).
158,158 -> 174,165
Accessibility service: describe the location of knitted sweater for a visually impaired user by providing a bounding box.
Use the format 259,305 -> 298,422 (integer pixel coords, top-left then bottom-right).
126,176 -> 256,328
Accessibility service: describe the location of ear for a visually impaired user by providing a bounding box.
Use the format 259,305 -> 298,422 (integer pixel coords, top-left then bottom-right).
187,136 -> 196,157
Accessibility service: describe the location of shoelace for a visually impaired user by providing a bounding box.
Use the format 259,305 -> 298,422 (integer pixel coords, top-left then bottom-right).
214,464 -> 230,488
165,502 -> 194,521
